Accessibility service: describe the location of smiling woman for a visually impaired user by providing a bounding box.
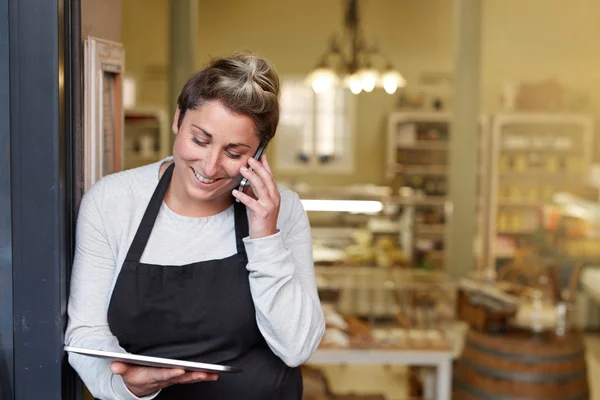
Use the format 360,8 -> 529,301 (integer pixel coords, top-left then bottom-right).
167,101 -> 261,217
65,52 -> 325,400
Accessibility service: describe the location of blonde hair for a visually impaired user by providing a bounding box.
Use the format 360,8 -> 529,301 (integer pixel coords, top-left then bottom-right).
176,52 -> 281,144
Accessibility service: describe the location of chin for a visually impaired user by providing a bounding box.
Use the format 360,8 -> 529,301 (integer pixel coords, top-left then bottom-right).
189,188 -> 231,204
188,173 -> 235,204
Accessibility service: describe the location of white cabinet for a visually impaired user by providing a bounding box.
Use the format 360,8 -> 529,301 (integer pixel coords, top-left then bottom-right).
386,111 -> 489,271
486,113 -> 594,269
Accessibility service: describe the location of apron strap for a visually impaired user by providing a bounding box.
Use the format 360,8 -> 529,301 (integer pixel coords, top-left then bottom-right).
124,162 -> 250,264
124,163 -> 174,263
233,200 -> 249,256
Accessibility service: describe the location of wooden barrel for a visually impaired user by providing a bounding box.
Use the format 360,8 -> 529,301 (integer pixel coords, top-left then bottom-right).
454,329 -> 588,400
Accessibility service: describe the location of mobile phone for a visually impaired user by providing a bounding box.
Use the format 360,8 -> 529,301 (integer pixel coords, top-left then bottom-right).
236,143 -> 267,200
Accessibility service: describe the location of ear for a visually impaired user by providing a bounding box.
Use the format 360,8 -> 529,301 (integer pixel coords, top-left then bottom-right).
172,108 -> 181,135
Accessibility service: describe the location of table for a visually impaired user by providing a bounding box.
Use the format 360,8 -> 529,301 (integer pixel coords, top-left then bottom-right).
308,348 -> 453,400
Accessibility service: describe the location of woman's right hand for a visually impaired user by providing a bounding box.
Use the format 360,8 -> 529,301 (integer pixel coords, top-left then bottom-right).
110,361 -> 218,397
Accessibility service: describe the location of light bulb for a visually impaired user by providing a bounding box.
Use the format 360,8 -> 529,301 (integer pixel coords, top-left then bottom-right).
383,80 -> 398,94
307,67 -> 338,93
381,69 -> 407,95
312,77 -> 332,94
360,68 -> 378,92
349,81 -> 362,94
346,73 -> 363,94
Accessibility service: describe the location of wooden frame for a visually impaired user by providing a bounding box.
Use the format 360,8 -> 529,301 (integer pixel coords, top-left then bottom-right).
83,37 -> 125,191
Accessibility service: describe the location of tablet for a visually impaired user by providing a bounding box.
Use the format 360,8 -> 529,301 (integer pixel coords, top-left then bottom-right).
64,346 -> 242,373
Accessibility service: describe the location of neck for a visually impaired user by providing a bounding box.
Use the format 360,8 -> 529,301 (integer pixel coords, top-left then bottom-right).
161,162 -> 233,218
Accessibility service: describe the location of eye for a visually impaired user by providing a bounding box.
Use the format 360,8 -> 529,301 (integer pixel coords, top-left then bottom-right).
191,137 -> 208,147
226,152 -> 242,160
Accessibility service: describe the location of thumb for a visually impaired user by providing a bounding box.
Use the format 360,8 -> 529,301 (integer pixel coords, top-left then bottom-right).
110,361 -> 128,375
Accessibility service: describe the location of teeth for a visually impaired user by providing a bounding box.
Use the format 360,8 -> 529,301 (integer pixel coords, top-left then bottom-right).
193,170 -> 216,184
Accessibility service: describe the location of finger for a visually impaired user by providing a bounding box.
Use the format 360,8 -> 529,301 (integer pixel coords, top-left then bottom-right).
137,366 -> 184,383
169,371 -> 206,384
233,188 -> 275,220
157,368 -> 186,382
247,157 -> 278,199
240,166 -> 270,200
259,155 -> 280,207
205,373 -> 218,380
110,361 -> 128,375
232,188 -> 262,211
170,371 -> 219,384
261,154 -> 273,175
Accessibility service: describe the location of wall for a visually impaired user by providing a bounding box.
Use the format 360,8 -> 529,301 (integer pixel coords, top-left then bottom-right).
121,0 -> 169,108
81,0 -> 122,41
481,0 -> 600,162
481,0 -> 600,115
197,0 -> 455,186
120,1 -> 600,183
121,0 -> 455,186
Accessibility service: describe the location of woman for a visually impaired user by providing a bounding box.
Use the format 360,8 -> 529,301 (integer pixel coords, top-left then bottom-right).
65,53 -> 325,400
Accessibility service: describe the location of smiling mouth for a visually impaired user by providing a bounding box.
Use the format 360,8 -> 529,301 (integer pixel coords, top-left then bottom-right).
191,167 -> 221,184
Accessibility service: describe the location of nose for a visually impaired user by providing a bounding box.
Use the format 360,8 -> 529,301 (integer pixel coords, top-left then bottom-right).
202,148 -> 221,178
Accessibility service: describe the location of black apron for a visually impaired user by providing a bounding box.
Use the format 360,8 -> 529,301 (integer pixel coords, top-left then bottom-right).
106,163 -> 302,400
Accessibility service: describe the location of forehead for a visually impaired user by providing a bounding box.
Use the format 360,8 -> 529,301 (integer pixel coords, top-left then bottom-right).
185,101 -> 259,143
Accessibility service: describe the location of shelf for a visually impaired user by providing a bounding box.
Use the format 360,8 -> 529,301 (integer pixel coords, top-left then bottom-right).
496,230 -> 537,235
125,121 -> 162,130
488,113 -> 594,268
500,147 -> 577,153
390,196 -> 447,206
389,111 -> 452,124
124,153 -> 162,169
391,165 -> 448,175
498,201 -> 544,207
396,142 -> 448,151
309,348 -> 453,365
125,153 -> 161,163
499,173 -> 583,181
387,111 -> 489,278
495,251 -> 516,259
428,250 -> 445,259
416,224 -> 445,235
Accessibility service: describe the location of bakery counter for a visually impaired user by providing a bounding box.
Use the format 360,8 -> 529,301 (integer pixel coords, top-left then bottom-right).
311,267 -> 458,400
315,266 -> 456,322
308,343 -> 455,400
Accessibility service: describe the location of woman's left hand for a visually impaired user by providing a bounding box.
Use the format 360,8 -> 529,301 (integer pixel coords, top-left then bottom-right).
232,154 -> 280,239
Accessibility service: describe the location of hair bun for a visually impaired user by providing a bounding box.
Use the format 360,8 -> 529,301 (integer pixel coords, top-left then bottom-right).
177,52 -> 281,144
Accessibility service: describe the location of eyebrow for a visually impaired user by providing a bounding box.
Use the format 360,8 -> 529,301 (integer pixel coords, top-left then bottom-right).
191,124 -> 251,149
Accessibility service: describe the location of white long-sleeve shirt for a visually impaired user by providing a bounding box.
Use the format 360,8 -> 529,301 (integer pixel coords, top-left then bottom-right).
65,158 -> 325,400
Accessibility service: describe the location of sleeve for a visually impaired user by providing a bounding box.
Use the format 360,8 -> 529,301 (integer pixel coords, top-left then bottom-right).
242,191 -> 325,367
64,183 -> 160,400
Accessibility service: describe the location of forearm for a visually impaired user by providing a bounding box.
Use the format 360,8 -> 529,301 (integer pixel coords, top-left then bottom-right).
244,232 -> 325,367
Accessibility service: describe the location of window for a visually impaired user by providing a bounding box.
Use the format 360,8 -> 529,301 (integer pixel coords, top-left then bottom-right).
275,78 -> 355,173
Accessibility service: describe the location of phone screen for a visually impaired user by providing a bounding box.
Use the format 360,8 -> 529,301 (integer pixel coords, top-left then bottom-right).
236,143 -> 267,196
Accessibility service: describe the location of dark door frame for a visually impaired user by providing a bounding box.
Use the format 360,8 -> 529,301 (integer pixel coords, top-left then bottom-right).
0,0 -> 14,397
5,0 -> 82,398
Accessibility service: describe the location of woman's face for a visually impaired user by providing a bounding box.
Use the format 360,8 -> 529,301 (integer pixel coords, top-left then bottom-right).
171,100 -> 261,208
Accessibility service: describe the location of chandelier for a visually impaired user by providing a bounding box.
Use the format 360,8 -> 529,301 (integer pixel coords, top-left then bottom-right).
306,0 -> 406,95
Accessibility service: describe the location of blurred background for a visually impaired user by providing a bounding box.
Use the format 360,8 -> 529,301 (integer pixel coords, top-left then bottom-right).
82,0 -> 600,398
